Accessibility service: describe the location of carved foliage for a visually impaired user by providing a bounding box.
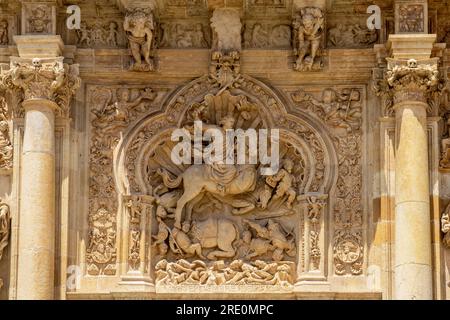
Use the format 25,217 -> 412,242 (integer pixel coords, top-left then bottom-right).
159,22 -> 210,48
0,97 -> 12,171
87,86 -> 157,275
0,58 -> 81,117
291,87 -> 364,276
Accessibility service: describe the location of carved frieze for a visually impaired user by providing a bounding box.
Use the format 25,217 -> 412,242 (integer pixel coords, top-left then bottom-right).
327,23 -> 378,48
77,20 -> 124,48
290,86 -> 364,276
0,199 -> 10,290
87,86 -> 158,275
243,22 -> 291,49
0,96 -> 12,172
292,7 -> 324,72
159,21 -> 210,48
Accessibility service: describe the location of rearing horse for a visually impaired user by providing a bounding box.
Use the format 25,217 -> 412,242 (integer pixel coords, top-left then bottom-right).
158,164 -> 257,229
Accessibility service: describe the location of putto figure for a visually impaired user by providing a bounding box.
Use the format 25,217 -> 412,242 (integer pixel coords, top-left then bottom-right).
124,8 -> 155,72
293,7 -> 324,71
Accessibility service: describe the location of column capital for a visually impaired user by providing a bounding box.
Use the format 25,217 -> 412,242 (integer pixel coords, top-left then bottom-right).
0,57 -> 80,118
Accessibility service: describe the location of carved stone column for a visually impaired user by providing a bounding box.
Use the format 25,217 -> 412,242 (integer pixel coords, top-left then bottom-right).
375,35 -> 443,299
0,38 -> 80,299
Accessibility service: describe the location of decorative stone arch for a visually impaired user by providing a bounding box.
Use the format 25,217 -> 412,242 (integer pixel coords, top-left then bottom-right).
114,74 -> 340,289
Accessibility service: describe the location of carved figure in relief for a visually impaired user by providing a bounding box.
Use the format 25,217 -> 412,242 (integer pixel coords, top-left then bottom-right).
106,22 -> 119,46
124,8 -> 155,72
267,159 -> 296,209
169,224 -> 205,259
441,203 -> 450,248
28,5 -> 50,33
328,24 -> 377,48
77,22 -> 91,46
440,117 -> 450,169
192,24 -> 208,48
251,24 -> 269,48
0,20 -> 8,45
0,97 -> 12,170
293,7 -> 324,71
0,199 -> 10,261
399,5 -> 424,33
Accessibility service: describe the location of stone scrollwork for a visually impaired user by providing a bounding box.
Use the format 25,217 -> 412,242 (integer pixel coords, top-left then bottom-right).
0,199 -> 10,290
124,7 -> 156,72
118,72 -> 337,290
333,228 -> 363,276
373,58 -> 445,117
292,7 -> 324,72
0,57 -> 81,117
291,86 -> 364,276
0,96 -> 12,172
87,86 -> 158,275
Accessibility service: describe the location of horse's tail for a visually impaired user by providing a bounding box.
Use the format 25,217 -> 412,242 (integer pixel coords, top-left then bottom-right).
157,168 -> 183,189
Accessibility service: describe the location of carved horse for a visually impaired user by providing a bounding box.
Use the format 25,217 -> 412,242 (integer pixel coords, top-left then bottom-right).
158,164 -> 257,229
190,218 -> 239,260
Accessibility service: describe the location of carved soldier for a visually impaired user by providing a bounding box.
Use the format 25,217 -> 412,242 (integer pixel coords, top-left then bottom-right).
267,159 -> 296,208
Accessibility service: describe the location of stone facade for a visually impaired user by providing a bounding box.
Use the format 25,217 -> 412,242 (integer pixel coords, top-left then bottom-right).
0,0 -> 449,300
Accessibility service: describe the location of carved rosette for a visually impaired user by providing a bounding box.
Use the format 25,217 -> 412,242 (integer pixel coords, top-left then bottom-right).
373,58 -> 445,116
0,57 -> 80,117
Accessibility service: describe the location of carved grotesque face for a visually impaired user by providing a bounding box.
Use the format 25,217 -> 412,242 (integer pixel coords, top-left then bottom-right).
302,15 -> 315,29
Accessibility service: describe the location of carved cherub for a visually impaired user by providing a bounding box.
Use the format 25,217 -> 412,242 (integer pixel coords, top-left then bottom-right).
266,158 -> 296,208
106,22 -> 119,46
77,22 -> 91,46
307,196 -> 323,223
124,9 -> 155,71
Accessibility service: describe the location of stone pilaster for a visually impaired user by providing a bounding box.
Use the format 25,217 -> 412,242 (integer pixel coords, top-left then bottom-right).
0,37 -> 80,299
374,34 -> 444,300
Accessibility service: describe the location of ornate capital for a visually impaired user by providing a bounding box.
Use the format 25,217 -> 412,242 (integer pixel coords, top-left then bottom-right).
0,57 -> 80,117
373,58 -> 445,116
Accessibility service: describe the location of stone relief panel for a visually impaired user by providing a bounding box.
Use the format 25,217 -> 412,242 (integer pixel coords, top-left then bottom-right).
327,19 -> 378,49
114,66 -> 338,292
290,86 -> 365,276
159,21 -> 210,49
22,2 -> 55,35
397,4 -> 425,33
76,20 -> 125,48
292,7 -> 325,72
243,22 -> 291,49
0,199 -> 10,290
441,202 -> 450,249
161,0 -> 208,17
0,96 -> 12,172
245,0 -> 292,17
86,86 -> 161,275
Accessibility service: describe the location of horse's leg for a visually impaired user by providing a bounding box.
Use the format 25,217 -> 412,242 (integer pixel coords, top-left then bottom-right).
174,187 -> 203,229
185,193 -> 204,224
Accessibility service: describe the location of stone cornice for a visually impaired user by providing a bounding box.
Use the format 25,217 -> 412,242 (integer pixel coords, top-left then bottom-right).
0,56 -> 80,117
